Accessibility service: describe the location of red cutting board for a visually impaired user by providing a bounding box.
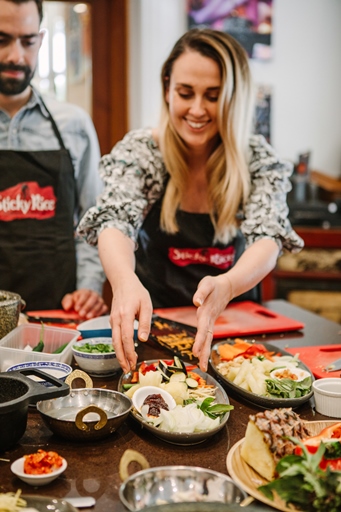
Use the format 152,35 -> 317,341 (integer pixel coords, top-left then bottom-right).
26,309 -> 82,329
153,301 -> 304,338
286,344 -> 341,379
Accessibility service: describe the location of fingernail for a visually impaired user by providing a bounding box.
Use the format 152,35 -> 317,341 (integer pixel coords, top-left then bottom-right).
79,310 -> 85,317
139,332 -> 148,342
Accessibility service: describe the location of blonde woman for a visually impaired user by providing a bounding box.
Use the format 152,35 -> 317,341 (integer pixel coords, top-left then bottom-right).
78,28 -> 303,373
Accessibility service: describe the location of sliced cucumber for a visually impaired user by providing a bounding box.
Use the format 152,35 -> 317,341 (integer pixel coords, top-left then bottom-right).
186,377 -> 199,389
169,372 -> 187,383
174,356 -> 187,373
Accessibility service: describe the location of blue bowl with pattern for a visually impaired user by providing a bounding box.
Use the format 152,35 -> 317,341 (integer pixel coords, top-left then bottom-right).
6,361 -> 72,387
72,337 -> 120,377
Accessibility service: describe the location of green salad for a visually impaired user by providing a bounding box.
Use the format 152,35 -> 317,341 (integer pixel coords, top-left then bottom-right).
74,342 -> 114,354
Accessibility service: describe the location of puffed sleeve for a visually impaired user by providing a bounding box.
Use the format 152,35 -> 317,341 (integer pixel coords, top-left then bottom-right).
77,128 -> 167,246
241,135 -> 304,253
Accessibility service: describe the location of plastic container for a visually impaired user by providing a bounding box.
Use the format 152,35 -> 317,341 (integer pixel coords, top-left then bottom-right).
312,378 -> 341,418
0,324 -> 79,371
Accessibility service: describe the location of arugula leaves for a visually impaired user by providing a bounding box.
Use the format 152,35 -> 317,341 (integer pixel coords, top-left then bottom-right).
265,376 -> 312,399
259,438 -> 341,511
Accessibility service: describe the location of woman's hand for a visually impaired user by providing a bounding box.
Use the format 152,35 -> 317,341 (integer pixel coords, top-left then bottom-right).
109,272 -> 153,374
192,274 -> 232,371
191,239 -> 279,371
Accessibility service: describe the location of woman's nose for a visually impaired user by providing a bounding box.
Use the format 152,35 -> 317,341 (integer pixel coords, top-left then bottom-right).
189,95 -> 206,116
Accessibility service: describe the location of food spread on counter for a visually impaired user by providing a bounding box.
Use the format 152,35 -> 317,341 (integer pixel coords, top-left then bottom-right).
123,357 -> 233,434
216,339 -> 312,398
237,408 -> 341,511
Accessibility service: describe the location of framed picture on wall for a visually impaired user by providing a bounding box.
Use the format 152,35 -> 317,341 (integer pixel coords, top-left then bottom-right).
187,0 -> 273,60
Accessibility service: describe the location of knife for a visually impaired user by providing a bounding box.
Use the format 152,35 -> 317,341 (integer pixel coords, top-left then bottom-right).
323,357 -> 341,372
26,315 -> 82,324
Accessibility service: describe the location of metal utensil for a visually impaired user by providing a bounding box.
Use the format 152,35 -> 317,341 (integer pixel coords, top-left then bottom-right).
323,357 -> 341,372
66,497 -> 96,508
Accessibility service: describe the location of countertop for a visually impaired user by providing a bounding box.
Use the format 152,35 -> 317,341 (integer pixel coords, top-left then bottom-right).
1,300 -> 340,511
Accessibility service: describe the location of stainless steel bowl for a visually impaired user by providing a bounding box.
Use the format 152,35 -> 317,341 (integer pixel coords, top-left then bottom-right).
37,388 -> 132,441
119,466 -> 247,511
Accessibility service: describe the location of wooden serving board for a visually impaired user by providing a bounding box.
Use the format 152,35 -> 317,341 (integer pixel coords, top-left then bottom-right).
154,301 -> 304,338
286,344 -> 341,379
226,420 -> 338,512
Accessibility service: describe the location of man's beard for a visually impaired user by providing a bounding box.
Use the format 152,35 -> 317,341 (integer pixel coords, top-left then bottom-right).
0,63 -> 34,95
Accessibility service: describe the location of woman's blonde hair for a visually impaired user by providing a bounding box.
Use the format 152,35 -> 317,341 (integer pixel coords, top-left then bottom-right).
158,28 -> 254,244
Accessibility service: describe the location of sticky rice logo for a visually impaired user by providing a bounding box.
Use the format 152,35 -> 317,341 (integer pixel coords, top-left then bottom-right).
0,181 -> 56,221
168,246 -> 235,269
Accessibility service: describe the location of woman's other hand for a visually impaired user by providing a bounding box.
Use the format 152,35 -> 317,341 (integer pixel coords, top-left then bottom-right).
192,274 -> 233,372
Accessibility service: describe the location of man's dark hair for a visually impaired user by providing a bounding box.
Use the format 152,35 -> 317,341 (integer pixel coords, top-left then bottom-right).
6,0 -> 43,23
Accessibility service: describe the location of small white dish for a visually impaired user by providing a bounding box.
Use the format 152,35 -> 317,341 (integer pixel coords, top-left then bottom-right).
132,385 -> 176,413
313,378 -> 341,418
11,456 -> 67,486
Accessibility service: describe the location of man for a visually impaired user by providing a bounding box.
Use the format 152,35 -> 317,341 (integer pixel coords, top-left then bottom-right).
0,0 -> 108,318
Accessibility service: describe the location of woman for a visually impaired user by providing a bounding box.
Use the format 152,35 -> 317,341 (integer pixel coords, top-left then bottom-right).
78,28 -> 303,373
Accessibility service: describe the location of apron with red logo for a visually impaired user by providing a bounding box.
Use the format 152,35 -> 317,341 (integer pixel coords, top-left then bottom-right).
135,198 -> 259,307
0,103 -> 76,310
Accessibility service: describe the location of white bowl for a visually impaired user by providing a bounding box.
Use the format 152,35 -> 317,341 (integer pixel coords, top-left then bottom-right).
132,386 -> 176,413
72,337 -> 120,376
11,456 -> 67,486
78,316 -> 139,340
6,361 -> 72,387
313,378 -> 341,418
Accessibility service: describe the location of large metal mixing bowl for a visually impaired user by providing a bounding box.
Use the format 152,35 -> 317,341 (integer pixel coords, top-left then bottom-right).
119,465 -> 247,511
37,387 -> 132,441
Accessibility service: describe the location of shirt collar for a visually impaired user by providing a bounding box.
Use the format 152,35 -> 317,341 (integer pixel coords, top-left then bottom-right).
26,86 -> 50,119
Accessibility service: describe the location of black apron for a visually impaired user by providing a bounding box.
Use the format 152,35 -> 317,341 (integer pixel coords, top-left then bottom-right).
0,101 -> 77,310
135,198 -> 259,308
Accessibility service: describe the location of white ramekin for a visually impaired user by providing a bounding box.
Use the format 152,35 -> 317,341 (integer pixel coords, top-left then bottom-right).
312,378 -> 341,418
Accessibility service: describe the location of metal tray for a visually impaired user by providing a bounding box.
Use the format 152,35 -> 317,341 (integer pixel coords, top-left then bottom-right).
209,340 -> 314,409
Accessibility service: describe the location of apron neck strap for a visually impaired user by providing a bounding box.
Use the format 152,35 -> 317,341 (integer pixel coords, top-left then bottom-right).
38,95 -> 67,150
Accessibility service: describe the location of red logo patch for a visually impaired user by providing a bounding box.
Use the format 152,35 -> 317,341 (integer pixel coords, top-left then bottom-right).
168,246 -> 235,269
0,181 -> 56,221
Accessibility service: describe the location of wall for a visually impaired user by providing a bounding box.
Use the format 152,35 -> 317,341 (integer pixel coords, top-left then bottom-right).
129,0 -> 341,178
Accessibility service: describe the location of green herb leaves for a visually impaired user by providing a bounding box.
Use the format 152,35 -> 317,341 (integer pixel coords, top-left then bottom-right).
199,397 -> 234,419
265,376 -> 312,399
259,438 -> 341,511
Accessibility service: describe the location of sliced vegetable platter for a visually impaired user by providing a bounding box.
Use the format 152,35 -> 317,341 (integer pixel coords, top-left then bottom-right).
226,420 -> 339,512
118,357 -> 232,445
209,339 -> 314,409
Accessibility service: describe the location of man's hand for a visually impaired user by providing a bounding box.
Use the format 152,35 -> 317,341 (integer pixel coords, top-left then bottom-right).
62,289 -> 108,319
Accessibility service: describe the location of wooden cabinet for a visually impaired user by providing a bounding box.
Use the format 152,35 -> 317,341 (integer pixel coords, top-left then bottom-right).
262,227 -> 341,301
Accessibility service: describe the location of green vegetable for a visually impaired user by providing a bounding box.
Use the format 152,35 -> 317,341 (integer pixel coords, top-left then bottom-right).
265,376 -> 312,399
32,323 -> 44,352
73,342 -> 114,354
199,397 -> 234,419
32,340 -> 44,352
53,342 -> 69,354
259,438 -> 341,511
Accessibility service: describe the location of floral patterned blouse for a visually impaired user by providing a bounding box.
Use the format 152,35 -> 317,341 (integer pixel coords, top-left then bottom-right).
77,128 -> 304,253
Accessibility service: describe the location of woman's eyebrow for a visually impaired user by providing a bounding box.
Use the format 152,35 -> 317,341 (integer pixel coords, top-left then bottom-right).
176,83 -> 220,91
